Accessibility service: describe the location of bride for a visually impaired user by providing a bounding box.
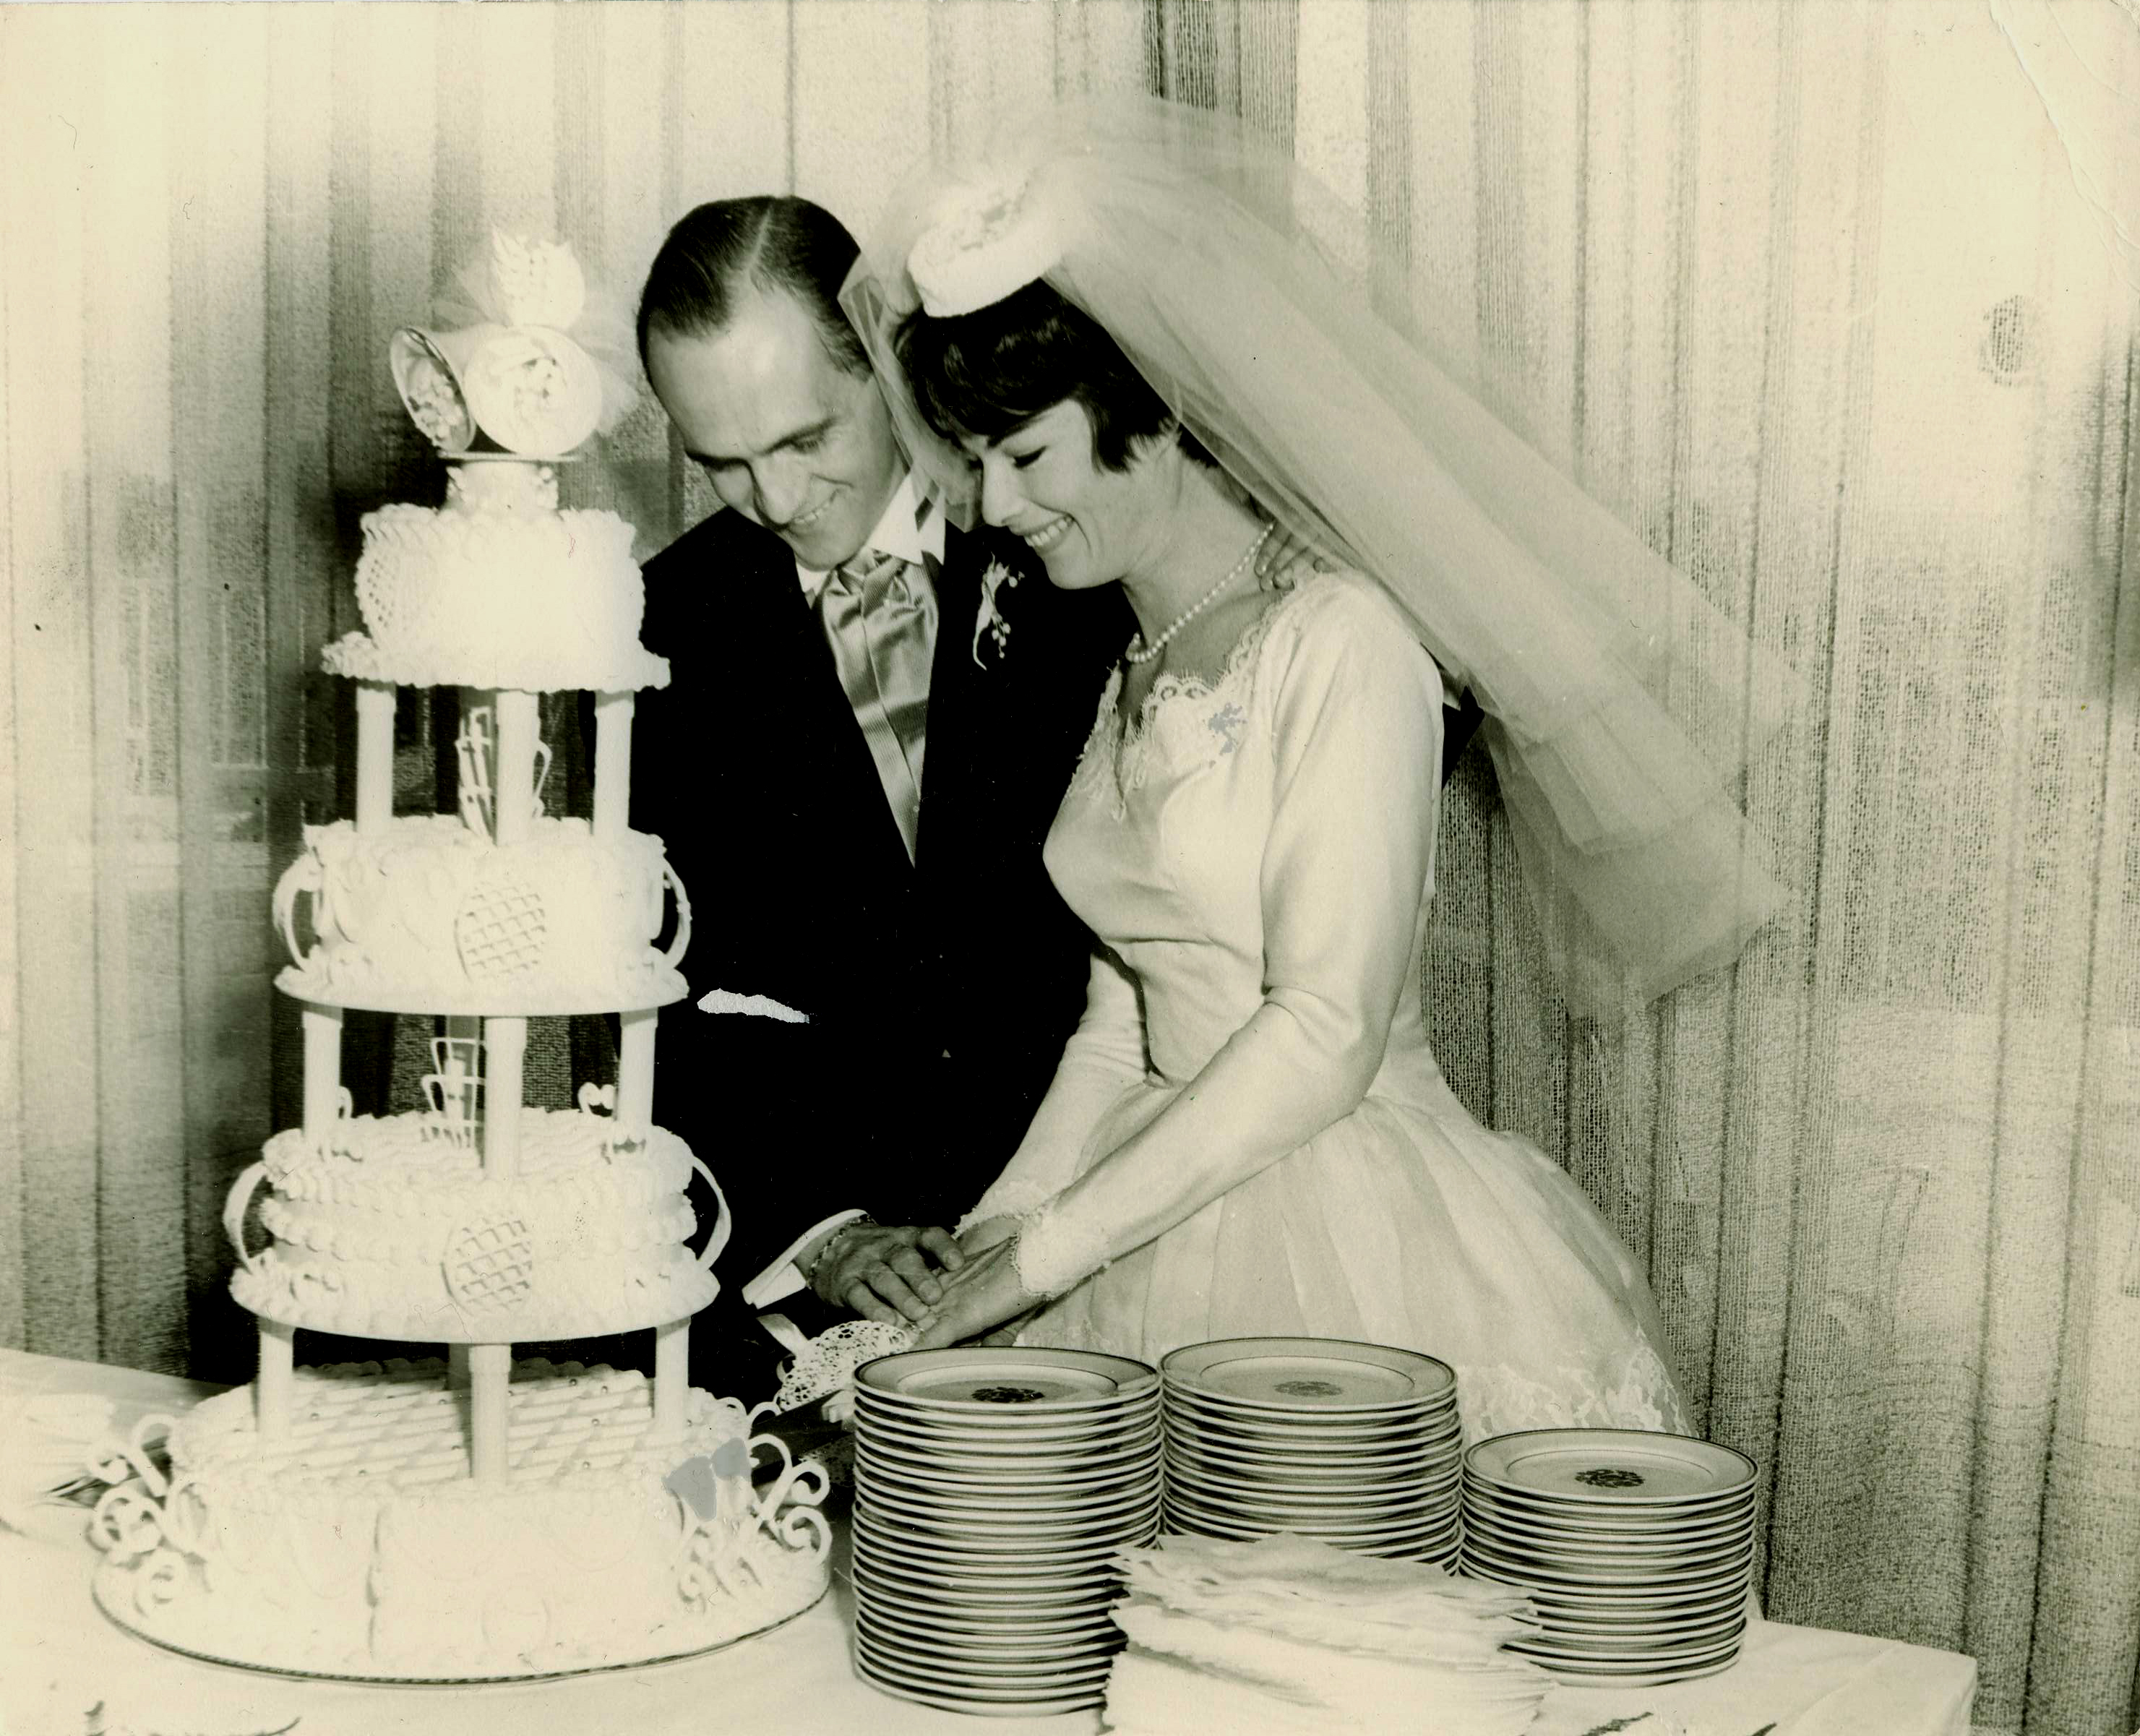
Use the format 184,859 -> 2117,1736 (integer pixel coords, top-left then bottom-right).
839,101 -> 1788,1440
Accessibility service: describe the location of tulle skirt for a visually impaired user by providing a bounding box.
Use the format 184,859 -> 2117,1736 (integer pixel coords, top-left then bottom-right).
1012,1062 -> 1693,1444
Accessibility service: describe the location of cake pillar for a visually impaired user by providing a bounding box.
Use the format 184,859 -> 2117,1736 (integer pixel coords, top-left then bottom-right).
301,1003 -> 344,1143
257,1318 -> 296,1444
592,692 -> 635,842
653,1318 -> 690,1440
481,1016 -> 527,1180
492,689 -> 540,848
468,1343 -> 512,1483
617,1010 -> 656,1136
355,681 -> 395,836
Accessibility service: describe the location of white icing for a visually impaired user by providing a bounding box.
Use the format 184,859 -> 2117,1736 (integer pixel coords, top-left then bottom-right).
90,1362 -> 830,1680
225,1114 -> 720,1340
272,815 -> 689,1015
324,486 -> 669,692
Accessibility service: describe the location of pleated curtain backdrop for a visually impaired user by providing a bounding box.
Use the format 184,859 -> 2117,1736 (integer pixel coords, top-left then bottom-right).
2,4 -> 2135,1733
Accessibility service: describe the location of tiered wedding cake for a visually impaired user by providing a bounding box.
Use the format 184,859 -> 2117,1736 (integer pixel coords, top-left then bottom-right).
85,236 -> 830,1681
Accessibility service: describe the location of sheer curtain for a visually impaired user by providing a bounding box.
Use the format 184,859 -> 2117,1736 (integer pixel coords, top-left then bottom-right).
1141,4 -> 2138,1733
3,3 -> 2135,1732
0,0 -> 1149,1370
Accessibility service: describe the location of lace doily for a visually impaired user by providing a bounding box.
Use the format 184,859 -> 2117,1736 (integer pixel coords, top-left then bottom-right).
768,1318 -> 914,1424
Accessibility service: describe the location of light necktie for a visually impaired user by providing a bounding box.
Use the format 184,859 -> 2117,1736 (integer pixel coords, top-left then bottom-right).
815,549 -> 937,863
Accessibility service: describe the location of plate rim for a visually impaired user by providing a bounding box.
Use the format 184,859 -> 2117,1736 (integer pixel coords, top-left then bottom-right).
1464,1429 -> 1757,1503
859,1347 -> 1159,1409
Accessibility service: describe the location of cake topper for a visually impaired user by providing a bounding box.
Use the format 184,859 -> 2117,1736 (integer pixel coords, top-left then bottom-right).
390,230 -> 637,458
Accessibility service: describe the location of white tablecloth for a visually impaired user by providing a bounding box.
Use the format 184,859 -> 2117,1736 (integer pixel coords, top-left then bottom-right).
0,1349 -> 1977,1736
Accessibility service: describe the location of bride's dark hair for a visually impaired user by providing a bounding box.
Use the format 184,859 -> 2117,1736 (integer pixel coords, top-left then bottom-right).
895,280 -> 1211,470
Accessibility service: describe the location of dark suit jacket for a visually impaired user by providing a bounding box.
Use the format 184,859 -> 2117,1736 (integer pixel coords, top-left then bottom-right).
625,507 -> 1128,1332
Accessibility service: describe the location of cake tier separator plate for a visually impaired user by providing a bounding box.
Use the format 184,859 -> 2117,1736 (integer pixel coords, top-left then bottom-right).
90,1563 -> 825,1686
272,966 -> 689,1019
1160,1336 -> 1455,1409
1464,1429 -> 1757,1503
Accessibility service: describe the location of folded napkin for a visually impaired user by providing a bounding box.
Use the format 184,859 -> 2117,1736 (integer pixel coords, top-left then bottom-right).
1103,1534 -> 1550,1736
0,1391 -> 119,1531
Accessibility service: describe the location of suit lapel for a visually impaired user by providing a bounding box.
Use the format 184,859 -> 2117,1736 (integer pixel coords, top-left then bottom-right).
914,525 -> 990,868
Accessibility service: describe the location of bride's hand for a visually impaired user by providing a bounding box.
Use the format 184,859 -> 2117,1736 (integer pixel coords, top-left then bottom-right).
912,1238 -> 1038,1350
958,1216 -> 1018,1255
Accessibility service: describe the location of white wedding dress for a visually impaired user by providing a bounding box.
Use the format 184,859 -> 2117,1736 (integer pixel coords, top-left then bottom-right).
966,572 -> 1693,1443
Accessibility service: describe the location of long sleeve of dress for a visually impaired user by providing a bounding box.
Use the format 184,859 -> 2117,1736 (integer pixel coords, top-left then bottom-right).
959,943 -> 1148,1233
1015,584 -> 1445,1297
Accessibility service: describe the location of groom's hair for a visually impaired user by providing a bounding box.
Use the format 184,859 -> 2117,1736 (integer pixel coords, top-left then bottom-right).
637,197 -> 870,377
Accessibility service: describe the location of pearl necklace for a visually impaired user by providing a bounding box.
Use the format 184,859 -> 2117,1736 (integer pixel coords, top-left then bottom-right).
1124,525 -> 1272,666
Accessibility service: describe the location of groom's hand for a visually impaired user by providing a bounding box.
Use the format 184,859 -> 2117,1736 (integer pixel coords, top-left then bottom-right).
807,1224 -> 966,1326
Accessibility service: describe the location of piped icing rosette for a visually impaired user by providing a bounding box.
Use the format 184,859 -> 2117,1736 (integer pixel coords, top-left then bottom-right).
390,231 -> 634,456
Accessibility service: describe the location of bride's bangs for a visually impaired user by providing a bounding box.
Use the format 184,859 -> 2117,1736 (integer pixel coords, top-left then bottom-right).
893,281 -> 1175,471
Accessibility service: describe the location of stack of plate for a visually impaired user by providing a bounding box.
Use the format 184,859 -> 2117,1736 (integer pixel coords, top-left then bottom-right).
1458,1428 -> 1758,1686
1158,1337 -> 1463,1566
848,1346 -> 1162,1718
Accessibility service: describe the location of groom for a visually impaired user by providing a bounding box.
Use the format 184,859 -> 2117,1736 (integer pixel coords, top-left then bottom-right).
625,197 -> 1123,1386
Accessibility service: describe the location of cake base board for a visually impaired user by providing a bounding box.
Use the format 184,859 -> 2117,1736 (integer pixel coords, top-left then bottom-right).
91,1560 -> 827,1685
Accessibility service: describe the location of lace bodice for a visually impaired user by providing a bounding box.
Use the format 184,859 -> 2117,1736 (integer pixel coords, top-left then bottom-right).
1067,583 -> 1300,820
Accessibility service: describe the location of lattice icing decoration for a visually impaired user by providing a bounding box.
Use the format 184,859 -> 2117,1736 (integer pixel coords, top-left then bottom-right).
455,865 -> 549,983
444,1216 -> 537,1313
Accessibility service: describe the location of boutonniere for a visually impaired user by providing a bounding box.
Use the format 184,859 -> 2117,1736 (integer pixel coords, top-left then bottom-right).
971,559 -> 1020,668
